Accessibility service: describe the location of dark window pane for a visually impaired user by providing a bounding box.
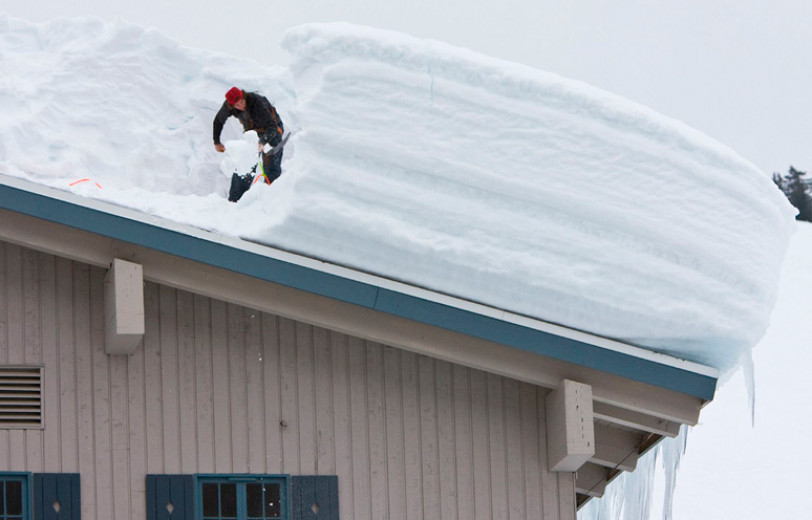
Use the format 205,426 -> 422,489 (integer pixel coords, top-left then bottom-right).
202,483 -> 219,517
246,483 -> 262,518
221,483 -> 237,518
0,481 -> 5,514
265,483 -> 281,518
6,481 -> 21,515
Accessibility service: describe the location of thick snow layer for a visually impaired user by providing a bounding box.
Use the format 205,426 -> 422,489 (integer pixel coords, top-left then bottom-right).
0,15 -> 795,372
582,222 -> 812,519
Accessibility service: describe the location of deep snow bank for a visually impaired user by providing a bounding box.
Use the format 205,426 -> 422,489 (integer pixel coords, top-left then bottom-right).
0,16 -> 795,372
276,23 -> 795,370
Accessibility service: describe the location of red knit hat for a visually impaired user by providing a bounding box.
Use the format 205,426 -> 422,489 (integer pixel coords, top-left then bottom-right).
225,87 -> 243,105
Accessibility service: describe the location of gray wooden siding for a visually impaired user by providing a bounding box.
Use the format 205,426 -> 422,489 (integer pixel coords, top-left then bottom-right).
0,240 -> 575,520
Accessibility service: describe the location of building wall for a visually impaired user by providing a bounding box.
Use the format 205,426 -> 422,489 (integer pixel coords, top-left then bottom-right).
0,240 -> 575,520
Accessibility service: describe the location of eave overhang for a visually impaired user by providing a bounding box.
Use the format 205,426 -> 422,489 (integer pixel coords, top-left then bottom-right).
0,174 -> 717,402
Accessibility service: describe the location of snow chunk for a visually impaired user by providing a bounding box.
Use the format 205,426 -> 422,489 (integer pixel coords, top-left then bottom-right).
0,16 -> 795,373
277,23 -> 795,371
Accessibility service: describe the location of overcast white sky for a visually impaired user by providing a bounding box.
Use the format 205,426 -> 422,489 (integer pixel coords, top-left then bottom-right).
2,0 -> 809,177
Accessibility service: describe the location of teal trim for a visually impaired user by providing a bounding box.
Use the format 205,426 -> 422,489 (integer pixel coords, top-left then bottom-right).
0,472 -> 32,520
0,185 -> 377,309
374,290 -> 718,400
0,182 -> 717,400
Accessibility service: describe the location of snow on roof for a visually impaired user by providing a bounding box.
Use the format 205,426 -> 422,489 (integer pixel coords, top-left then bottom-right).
0,15 -> 795,374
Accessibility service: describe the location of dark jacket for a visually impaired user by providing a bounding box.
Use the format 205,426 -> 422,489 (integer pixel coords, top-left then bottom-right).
212,91 -> 284,146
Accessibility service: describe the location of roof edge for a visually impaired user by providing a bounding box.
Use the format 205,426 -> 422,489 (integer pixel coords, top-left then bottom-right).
0,174 -> 718,398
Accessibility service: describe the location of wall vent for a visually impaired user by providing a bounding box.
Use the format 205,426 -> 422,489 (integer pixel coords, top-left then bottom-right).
0,366 -> 43,429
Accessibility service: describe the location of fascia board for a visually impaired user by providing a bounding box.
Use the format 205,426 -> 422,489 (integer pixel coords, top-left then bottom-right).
0,175 -> 718,400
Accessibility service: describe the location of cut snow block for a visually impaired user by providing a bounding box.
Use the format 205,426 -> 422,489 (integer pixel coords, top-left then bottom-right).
104,258 -> 145,355
547,379 -> 595,472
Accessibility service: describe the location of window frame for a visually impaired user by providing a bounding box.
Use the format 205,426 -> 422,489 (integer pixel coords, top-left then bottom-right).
0,472 -> 31,520
195,474 -> 289,520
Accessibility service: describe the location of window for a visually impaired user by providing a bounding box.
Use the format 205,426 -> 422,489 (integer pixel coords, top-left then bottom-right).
197,476 -> 287,520
146,474 -> 337,520
0,474 -> 29,520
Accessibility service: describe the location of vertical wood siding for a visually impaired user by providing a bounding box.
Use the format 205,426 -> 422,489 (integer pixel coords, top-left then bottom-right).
0,241 -> 575,520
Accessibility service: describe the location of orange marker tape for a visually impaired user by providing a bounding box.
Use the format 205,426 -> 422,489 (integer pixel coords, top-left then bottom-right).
69,178 -> 103,189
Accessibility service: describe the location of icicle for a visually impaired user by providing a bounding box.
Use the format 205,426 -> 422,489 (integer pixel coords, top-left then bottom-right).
577,445 -> 658,520
622,449 -> 657,520
578,427 -> 692,520
742,350 -> 756,427
659,425 -> 688,520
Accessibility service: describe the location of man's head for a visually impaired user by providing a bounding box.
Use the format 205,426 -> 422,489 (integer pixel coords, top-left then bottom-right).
225,87 -> 246,110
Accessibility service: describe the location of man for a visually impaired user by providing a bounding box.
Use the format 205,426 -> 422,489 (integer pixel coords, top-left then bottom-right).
213,87 -> 285,185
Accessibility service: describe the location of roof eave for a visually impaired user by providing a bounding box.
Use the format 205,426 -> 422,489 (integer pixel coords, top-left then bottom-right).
0,175 -> 718,402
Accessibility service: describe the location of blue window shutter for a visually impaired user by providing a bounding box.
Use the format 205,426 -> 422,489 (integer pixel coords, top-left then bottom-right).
32,473 -> 81,520
145,475 -> 194,520
290,476 -> 338,520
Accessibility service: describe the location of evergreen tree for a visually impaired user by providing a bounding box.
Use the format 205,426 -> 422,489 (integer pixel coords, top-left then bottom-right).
772,166 -> 812,222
